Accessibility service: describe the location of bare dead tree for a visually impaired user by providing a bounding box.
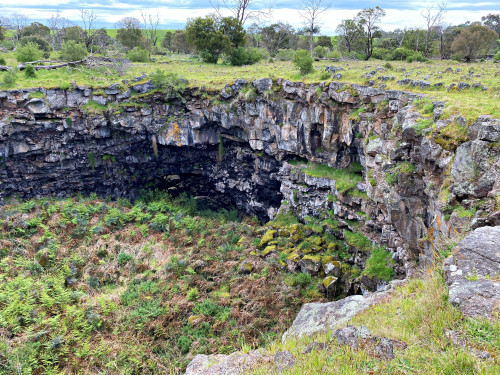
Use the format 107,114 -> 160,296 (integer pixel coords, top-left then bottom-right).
298,0 -> 330,57
10,13 -> 30,43
141,11 -> 161,62
47,11 -> 63,51
210,0 -> 271,25
422,2 -> 447,57
80,9 -> 98,53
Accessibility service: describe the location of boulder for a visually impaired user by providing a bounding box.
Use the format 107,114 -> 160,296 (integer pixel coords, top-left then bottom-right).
185,350 -> 271,375
282,293 -> 382,341
444,226 -> 500,320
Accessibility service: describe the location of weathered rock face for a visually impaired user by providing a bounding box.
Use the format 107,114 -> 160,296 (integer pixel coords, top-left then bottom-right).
1,79 -> 499,265
444,226 -> 500,320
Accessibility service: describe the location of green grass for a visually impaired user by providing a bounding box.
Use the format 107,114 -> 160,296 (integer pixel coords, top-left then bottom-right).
343,230 -> 373,252
362,246 -> 395,281
0,54 -> 498,122
303,163 -> 363,194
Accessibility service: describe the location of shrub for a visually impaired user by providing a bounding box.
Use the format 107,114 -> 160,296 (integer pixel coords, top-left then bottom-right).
494,51 -> 500,62
60,41 -> 88,62
0,56 -> 6,65
149,70 -> 186,97
372,47 -> 391,60
16,42 -> 43,63
406,51 -> 427,63
24,64 -> 36,78
228,47 -> 263,66
127,47 -> 149,62
276,49 -> 295,61
326,50 -> 342,59
2,69 -> 16,87
117,252 -> 132,266
293,49 -> 314,75
313,46 -> 328,58
389,47 -> 413,61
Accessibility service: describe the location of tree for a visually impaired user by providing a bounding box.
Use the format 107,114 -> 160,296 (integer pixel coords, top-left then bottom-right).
141,11 -> 161,61
186,16 -> 245,63
172,30 -> 191,54
298,0 -> 330,57
162,31 -> 174,51
451,24 -> 498,61
293,49 -> 314,75
21,22 -> 50,39
80,9 -> 98,52
211,0 -> 270,25
260,23 -> 296,56
402,28 -> 426,52
421,2 -> 446,57
336,19 -> 363,53
63,26 -> 85,44
116,17 -> 147,50
10,13 -> 30,43
439,25 -> 462,59
47,12 -> 72,51
356,7 -> 386,60
90,29 -> 113,53
316,35 -> 333,49
482,13 -> 500,36
60,41 -> 88,61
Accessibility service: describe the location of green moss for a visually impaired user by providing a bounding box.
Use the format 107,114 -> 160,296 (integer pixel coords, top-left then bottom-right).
434,121 -> 469,151
259,229 -> 276,248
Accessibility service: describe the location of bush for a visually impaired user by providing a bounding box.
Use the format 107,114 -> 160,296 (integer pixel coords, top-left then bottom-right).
228,47 -> 263,66
406,51 -> 427,63
326,50 -> 342,59
2,69 -> 17,87
149,70 -> 186,97
371,47 -> 390,60
24,64 -> 36,78
0,56 -> 6,65
494,51 -> 500,62
127,47 -> 149,62
389,47 -> 414,61
276,49 -> 295,61
16,42 -> 43,63
313,46 -> 328,58
60,41 -> 88,62
293,49 -> 314,75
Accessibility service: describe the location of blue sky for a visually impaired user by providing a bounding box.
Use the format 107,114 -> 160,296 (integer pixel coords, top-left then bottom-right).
1,1 -> 499,33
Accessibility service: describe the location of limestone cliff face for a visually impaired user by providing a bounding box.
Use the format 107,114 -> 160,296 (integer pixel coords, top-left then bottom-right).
1,79 -> 499,268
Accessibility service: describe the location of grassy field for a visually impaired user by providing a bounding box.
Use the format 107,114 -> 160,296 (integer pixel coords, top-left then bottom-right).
1,51 -> 499,122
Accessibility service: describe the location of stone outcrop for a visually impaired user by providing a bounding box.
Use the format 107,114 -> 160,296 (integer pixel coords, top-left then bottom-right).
1,79 -> 499,266
444,226 -> 500,320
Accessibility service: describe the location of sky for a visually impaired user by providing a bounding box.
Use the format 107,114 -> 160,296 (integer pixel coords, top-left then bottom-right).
1,1 -> 499,34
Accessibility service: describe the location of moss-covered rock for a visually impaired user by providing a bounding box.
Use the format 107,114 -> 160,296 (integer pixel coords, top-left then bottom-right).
238,261 -> 254,274
259,229 -> 276,248
261,244 -> 277,257
298,254 -> 322,275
